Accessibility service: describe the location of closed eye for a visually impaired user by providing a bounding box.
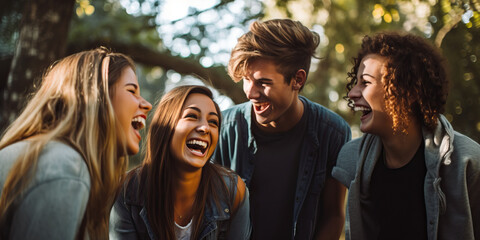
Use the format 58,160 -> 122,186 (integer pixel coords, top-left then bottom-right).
209,119 -> 219,127
185,113 -> 198,119
260,81 -> 271,85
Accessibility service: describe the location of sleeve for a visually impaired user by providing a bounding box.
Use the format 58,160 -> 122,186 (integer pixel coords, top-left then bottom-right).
109,190 -> 138,240
226,182 -> 251,240
213,121 -> 232,169
9,178 -> 90,240
467,156 -> 480,239
332,141 -> 360,188
469,171 -> 480,239
326,121 -> 352,178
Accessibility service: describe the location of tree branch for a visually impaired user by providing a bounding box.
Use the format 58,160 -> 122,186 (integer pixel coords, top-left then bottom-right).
67,41 -> 246,104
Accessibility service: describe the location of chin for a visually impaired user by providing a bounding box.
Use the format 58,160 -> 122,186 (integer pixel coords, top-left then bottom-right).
359,124 -> 371,134
255,115 -> 271,125
126,144 -> 139,155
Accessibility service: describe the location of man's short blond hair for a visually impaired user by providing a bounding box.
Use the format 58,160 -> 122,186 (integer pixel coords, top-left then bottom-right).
228,19 -> 320,86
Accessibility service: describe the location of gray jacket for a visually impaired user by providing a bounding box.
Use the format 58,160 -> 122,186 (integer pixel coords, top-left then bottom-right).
0,141 -> 90,239
332,115 -> 480,240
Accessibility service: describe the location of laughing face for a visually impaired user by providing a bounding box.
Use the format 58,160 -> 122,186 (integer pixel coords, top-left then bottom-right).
170,93 -> 220,170
111,67 -> 152,155
348,54 -> 393,137
243,58 -> 302,132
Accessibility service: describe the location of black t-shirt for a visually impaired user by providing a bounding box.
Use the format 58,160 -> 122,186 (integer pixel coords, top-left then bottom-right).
370,142 -> 428,240
249,108 -> 308,240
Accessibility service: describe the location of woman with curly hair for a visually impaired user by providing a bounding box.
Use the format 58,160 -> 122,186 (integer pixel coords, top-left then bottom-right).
0,48 -> 152,239
332,32 -> 480,240
110,85 -> 251,240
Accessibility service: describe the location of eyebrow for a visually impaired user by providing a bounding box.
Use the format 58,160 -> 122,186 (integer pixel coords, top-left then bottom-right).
254,77 -> 273,82
186,106 -> 219,117
125,83 -> 138,89
360,73 -> 376,79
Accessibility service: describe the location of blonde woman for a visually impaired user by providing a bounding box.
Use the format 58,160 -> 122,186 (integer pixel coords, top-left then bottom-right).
0,48 -> 152,239
110,85 -> 251,240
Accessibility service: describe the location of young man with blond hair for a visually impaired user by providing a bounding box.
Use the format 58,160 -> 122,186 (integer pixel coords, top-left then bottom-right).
215,19 -> 351,239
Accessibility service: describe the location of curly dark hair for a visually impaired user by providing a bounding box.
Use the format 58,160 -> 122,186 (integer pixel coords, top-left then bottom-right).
346,32 -> 449,133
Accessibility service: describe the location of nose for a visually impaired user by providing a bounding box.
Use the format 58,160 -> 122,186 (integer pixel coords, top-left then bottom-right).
243,79 -> 260,100
196,120 -> 210,135
140,97 -> 152,113
347,82 -> 361,101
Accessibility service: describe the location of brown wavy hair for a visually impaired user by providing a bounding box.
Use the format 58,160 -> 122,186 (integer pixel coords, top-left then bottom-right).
132,85 -> 236,239
0,47 -> 133,239
228,19 -> 320,89
346,32 -> 448,133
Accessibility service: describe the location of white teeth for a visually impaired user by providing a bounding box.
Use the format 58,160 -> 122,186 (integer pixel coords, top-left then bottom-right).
255,102 -> 268,106
253,102 -> 269,108
186,139 -> 207,149
353,106 -> 371,112
131,117 -> 146,129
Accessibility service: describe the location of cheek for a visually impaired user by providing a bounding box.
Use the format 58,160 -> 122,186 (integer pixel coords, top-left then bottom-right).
243,81 -> 249,92
172,124 -> 189,145
211,129 -> 219,146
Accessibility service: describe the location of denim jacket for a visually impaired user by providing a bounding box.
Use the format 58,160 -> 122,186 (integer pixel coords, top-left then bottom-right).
110,168 -> 251,240
0,141 -> 90,240
332,115 -> 480,240
214,96 -> 351,239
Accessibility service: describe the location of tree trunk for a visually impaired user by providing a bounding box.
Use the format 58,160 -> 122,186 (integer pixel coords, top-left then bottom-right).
1,0 -> 75,132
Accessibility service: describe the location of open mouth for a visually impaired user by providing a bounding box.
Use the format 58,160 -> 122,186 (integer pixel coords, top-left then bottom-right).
254,102 -> 270,112
354,106 -> 372,117
186,139 -> 208,155
131,117 -> 146,130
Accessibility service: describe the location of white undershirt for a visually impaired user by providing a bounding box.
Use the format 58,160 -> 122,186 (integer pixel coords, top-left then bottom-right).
174,218 -> 193,240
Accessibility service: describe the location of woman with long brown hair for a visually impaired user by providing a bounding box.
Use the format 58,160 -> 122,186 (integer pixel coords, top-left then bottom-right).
0,47 -> 152,239
110,85 -> 251,240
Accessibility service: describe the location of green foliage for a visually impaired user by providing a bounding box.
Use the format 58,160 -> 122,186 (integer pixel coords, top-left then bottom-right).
263,0 -> 480,141
3,0 -> 479,143
69,0 -> 161,50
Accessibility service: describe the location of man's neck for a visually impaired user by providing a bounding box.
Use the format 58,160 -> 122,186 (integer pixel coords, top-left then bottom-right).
254,97 -> 304,133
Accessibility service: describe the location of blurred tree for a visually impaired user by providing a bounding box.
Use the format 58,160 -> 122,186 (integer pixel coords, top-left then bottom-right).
262,0 -> 480,142
1,0 -> 479,144
0,0 -> 75,131
0,0 -> 261,133
66,0 -> 250,104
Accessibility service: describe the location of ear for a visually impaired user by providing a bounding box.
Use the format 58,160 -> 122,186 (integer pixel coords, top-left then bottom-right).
292,69 -> 306,90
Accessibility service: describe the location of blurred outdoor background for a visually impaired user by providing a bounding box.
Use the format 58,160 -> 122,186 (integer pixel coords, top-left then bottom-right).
1,0 -> 480,169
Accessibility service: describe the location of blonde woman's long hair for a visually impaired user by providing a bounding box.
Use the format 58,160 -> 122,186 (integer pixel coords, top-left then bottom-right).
0,47 -> 133,239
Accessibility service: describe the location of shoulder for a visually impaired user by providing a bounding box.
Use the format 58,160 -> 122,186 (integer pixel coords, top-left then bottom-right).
332,137 -> 363,187
451,132 -> 480,173
214,165 -> 247,213
120,167 -> 144,206
301,96 -> 350,134
210,164 -> 246,198
221,102 -> 250,126
339,137 -> 363,157
1,140 -> 90,187
0,140 -> 90,208
36,141 -> 90,185
453,131 -> 480,156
